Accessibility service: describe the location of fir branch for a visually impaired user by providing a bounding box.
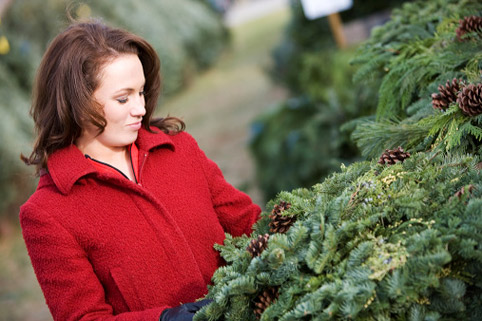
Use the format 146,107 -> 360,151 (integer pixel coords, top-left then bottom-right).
463,52 -> 482,81
351,51 -> 393,84
214,233 -> 251,263
347,241 -> 374,269
406,97 -> 433,119
352,119 -> 428,158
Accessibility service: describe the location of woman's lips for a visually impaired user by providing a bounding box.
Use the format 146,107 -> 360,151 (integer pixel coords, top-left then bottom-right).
127,122 -> 142,130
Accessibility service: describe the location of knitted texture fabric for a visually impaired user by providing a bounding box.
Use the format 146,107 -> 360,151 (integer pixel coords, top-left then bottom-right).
20,128 -> 261,321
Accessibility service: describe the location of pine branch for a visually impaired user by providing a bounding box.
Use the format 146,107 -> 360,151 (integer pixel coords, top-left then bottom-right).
352,119 -> 429,158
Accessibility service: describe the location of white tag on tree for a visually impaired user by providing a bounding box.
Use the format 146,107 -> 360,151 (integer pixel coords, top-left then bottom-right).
300,0 -> 353,20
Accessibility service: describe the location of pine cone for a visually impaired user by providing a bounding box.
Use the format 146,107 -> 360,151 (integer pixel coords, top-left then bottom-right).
456,83 -> 482,116
254,287 -> 279,319
269,201 -> 296,234
431,78 -> 463,111
453,185 -> 475,200
456,16 -> 482,41
378,146 -> 411,165
247,234 -> 270,257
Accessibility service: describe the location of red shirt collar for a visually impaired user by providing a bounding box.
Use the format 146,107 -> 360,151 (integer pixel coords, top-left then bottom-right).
85,143 -> 140,182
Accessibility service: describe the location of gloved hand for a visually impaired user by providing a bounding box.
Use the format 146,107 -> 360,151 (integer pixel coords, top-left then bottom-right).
160,299 -> 213,321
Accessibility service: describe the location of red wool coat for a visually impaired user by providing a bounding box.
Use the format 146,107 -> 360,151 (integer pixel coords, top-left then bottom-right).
20,128 -> 261,321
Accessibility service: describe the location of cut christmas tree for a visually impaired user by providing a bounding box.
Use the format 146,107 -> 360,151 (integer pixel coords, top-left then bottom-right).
195,152 -> 481,321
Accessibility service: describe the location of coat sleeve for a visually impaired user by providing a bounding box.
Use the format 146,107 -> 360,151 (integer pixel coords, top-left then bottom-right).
19,202 -> 167,321
188,134 -> 262,237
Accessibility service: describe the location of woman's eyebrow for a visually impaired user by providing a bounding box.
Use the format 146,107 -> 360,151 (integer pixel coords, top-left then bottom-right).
113,84 -> 145,94
113,87 -> 135,94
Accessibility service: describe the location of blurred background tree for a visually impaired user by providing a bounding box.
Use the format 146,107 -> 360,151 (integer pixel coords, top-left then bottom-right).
250,0 -> 413,201
0,0 -> 229,223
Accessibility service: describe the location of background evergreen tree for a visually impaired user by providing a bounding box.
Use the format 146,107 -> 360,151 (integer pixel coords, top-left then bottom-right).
250,0 -> 410,201
0,0 -> 229,220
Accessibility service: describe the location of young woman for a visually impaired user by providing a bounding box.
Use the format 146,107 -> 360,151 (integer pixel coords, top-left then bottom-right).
20,20 -> 261,321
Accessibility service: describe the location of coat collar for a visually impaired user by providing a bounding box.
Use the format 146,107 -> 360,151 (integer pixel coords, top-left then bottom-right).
44,127 -> 175,195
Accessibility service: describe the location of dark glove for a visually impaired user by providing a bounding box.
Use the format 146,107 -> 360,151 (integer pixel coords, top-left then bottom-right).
160,299 -> 213,321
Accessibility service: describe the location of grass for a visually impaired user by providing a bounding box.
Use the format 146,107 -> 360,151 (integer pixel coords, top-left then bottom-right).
0,7 -> 291,321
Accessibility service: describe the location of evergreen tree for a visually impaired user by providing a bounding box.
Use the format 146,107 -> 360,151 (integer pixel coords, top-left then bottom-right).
195,152 -> 481,320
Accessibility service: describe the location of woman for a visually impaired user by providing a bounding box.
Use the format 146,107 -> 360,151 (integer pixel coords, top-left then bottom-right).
20,20 -> 261,321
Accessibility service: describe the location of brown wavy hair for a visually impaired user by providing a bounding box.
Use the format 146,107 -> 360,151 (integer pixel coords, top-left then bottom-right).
22,20 -> 185,174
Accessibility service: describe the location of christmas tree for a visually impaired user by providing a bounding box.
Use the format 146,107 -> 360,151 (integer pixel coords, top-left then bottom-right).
194,0 -> 482,319
195,152 -> 481,321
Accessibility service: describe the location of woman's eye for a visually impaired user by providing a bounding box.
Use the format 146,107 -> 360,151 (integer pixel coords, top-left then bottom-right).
117,98 -> 128,104
139,91 -> 145,97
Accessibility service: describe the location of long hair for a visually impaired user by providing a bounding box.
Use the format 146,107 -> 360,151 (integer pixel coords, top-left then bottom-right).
22,20 -> 184,174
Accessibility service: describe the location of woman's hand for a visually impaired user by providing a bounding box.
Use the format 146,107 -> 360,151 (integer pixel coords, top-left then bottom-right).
160,299 -> 212,321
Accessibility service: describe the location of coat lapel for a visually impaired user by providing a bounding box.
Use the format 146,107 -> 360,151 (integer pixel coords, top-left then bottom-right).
45,127 -> 176,195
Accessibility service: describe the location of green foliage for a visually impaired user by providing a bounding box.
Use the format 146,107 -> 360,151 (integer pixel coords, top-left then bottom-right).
250,50 -> 378,200
88,0 -> 229,95
351,106 -> 482,159
201,1 -> 482,319
351,0 -> 482,158
271,0 -> 409,92
0,0 -> 229,218
1,0 -> 229,96
195,152 -> 482,320
0,63 -> 35,217
252,0 -> 410,201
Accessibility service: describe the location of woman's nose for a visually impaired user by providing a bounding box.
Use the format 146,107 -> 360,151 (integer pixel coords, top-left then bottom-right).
132,97 -> 146,117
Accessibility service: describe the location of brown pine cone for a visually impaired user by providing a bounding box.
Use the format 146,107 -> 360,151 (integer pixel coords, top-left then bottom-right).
452,185 -> 475,200
378,146 -> 411,165
431,78 -> 463,111
457,83 -> 482,116
247,234 -> 270,257
254,287 -> 279,319
269,201 -> 296,234
456,16 -> 482,41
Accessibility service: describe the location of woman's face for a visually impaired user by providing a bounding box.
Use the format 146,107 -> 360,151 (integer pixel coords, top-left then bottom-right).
79,54 -> 146,153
